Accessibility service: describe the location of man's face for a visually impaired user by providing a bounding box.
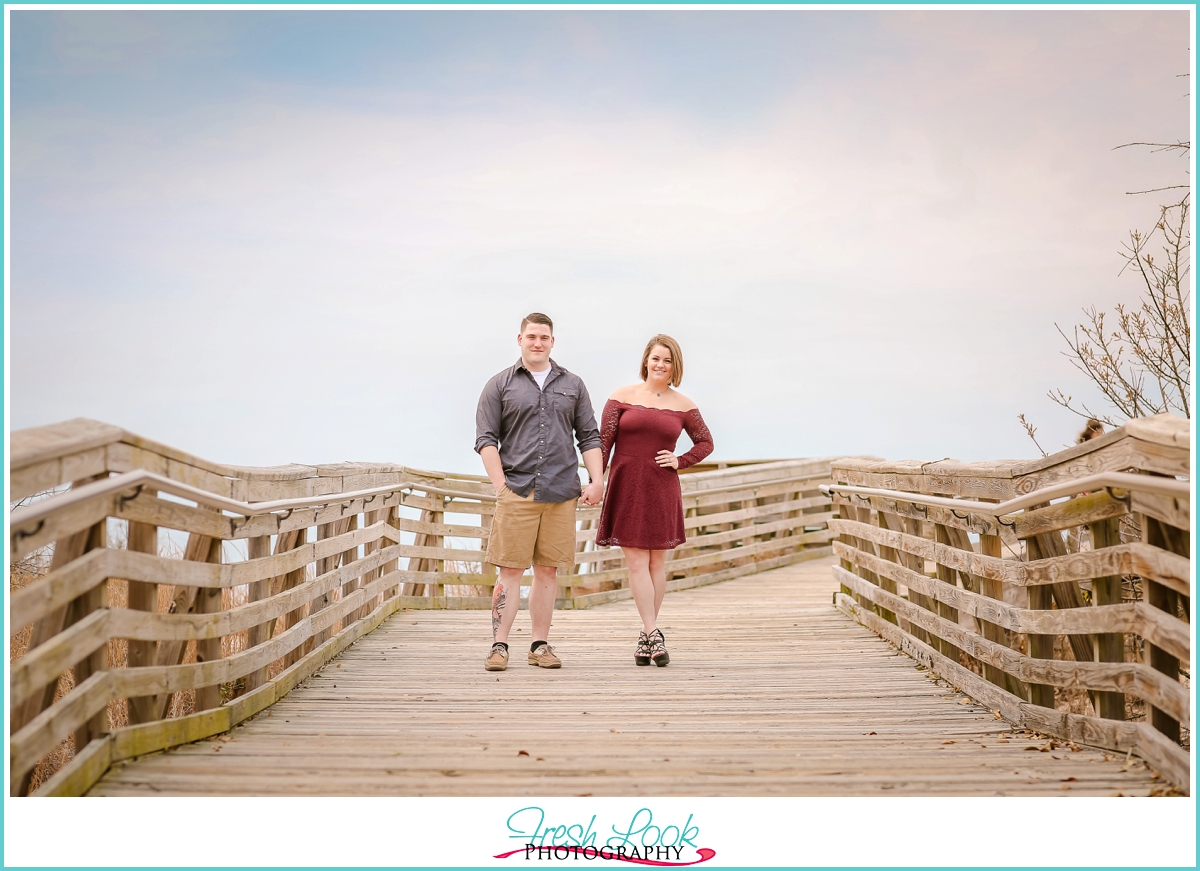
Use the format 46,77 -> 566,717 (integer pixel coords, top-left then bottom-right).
518,322 -> 554,368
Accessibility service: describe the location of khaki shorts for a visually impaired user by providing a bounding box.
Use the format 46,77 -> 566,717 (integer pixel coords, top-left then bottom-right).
487,486 -> 577,571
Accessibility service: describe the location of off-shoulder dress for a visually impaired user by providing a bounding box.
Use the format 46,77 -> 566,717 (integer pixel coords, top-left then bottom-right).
595,400 -> 714,550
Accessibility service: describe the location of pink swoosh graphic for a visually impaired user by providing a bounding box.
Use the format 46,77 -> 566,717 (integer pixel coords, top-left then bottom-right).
493,847 -> 716,866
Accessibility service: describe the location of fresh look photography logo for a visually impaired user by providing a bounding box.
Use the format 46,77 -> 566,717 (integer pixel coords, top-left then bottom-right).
494,807 -> 716,865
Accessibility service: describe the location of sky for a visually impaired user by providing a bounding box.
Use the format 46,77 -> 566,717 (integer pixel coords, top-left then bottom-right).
8,9 -> 1193,475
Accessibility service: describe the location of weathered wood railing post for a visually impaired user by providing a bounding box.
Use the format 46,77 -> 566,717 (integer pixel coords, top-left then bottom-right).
1143,516 -> 1187,745
242,535 -> 272,695
381,505 -> 401,602
277,527 -> 309,670
126,516 -> 160,723
160,524 -> 222,717
1088,517 -> 1125,720
975,532 -> 1024,698
193,539 -> 224,713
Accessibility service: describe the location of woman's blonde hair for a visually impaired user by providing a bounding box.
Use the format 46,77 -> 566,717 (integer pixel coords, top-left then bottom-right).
640,334 -> 684,387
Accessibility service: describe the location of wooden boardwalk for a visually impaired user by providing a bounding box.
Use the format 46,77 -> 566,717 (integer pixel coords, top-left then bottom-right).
90,557 -> 1166,796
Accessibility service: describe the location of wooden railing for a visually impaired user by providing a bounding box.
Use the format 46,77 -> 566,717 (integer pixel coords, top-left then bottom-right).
828,413 -> 1191,791
8,418 -> 836,796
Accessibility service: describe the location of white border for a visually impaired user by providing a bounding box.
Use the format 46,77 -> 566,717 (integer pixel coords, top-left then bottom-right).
3,4 -> 1196,869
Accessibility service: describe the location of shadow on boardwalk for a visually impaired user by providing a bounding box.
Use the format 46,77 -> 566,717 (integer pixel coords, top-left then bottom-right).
91,557 -> 1166,796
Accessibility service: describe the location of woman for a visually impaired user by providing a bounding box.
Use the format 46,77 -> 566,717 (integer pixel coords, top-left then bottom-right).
596,334 -> 714,666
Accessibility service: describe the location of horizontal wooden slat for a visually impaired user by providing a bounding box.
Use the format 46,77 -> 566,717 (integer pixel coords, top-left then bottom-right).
835,567 -> 1189,726
831,493 -> 1015,543
10,671 -> 112,787
1131,490 -> 1190,531
833,541 -> 1190,662
1005,489 -> 1129,539
12,523 -> 406,630
10,610 -> 112,708
108,569 -> 400,699
681,477 -> 830,510
684,493 -> 831,530
830,518 -> 1191,595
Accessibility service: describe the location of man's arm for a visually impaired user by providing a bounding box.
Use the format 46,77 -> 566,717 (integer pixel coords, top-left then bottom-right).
479,445 -> 507,495
475,375 -> 506,494
580,448 -> 604,506
573,380 -> 604,506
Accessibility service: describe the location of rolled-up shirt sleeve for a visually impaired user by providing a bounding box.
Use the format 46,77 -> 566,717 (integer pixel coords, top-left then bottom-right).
573,382 -> 602,454
474,376 -> 503,453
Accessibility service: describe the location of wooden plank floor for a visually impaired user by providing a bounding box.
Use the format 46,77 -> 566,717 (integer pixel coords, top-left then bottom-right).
91,557 -> 1167,796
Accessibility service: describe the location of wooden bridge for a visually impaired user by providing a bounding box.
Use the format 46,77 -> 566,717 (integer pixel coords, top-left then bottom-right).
8,415 -> 1190,796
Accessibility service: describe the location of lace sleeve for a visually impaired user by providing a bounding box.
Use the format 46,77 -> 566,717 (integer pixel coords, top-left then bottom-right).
676,408 -> 714,470
600,400 -> 623,473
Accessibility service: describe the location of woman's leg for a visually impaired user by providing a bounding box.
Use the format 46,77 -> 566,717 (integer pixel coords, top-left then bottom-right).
649,550 -> 668,619
623,547 -> 657,634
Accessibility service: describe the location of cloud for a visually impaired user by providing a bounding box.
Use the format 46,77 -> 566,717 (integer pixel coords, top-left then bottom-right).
9,9 -> 1191,469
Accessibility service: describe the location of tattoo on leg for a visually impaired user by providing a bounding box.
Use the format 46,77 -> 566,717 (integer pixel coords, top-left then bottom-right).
491,583 -> 506,639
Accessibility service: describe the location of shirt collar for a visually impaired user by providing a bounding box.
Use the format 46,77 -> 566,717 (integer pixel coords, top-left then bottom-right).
516,358 -> 560,377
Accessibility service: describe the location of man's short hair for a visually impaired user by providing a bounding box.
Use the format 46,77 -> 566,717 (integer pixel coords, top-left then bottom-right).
520,312 -> 554,333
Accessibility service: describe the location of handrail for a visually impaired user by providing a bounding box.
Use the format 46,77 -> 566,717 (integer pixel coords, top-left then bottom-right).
821,471 -> 1188,517
10,470 -> 496,540
13,459 -> 842,545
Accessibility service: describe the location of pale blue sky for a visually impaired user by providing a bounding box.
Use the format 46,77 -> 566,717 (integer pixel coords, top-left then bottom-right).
9,9 -> 1192,472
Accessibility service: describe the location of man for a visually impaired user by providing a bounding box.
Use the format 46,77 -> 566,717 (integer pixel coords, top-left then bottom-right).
475,312 -> 604,671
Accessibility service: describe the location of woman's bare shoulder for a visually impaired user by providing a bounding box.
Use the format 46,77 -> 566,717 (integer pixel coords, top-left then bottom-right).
671,391 -> 699,412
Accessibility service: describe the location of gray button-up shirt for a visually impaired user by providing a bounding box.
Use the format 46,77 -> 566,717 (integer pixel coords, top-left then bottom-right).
474,359 -> 601,503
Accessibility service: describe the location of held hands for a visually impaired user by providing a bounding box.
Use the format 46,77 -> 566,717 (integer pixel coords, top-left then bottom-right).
656,451 -> 680,470
580,481 -> 604,506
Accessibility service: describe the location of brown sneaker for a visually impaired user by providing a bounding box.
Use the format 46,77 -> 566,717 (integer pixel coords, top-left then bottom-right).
527,644 -> 562,668
484,643 -> 509,671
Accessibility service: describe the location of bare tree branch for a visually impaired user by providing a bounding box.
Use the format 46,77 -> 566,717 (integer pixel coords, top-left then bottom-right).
1126,184 -> 1191,195
1051,196 -> 1190,425
1112,141 -> 1191,152
1018,414 -> 1049,457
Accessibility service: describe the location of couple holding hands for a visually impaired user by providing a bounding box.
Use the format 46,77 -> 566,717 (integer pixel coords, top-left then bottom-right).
475,313 -> 713,672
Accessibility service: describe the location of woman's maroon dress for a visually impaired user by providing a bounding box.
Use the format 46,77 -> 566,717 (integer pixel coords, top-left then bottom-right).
595,401 -> 714,550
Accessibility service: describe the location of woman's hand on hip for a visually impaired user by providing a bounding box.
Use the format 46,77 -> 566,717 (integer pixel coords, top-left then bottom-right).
655,451 -> 679,470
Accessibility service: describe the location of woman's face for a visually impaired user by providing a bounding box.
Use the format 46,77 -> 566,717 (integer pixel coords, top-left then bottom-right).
646,346 -> 674,383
